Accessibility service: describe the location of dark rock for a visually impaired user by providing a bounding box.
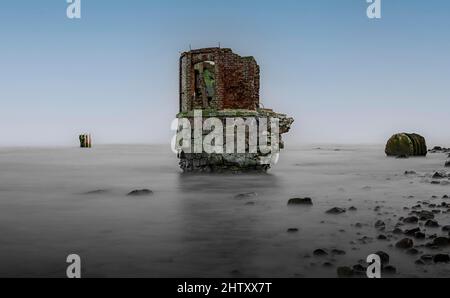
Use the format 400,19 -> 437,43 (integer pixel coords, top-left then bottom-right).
393,228 -> 404,235
374,220 -> 386,230
349,206 -> 357,211
432,172 -> 445,179
322,262 -> 334,268
425,219 -> 440,228
415,259 -> 425,265
352,264 -> 366,275
313,249 -> 328,256
337,267 -> 354,278
445,161 -> 450,167
420,254 -> 434,262
326,207 -> 346,214
431,181 -> 441,185
442,225 -> 450,232
287,228 -> 299,233
396,238 -> 414,249
331,249 -> 346,256
127,189 -> 153,196
404,228 -> 421,236
404,171 -> 417,175
433,254 -> 450,263
406,248 -> 419,255
235,192 -> 258,199
403,216 -> 419,224
396,154 -> 409,159
417,210 -> 434,220
288,197 -> 313,206
377,235 -> 388,240
83,189 -> 108,195
382,265 -> 397,274
431,237 -> 449,247
414,232 -> 426,239
376,251 -> 390,265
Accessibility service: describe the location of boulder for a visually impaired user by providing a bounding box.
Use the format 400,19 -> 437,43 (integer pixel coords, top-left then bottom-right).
385,133 -> 427,157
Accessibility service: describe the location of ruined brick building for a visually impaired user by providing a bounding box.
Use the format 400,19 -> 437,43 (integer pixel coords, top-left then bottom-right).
176,47 -> 294,172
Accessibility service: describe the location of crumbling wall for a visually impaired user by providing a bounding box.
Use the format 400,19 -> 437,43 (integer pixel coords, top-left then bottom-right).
180,48 -> 260,112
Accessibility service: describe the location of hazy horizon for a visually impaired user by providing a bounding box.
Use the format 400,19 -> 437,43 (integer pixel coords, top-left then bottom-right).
1,0 -> 449,146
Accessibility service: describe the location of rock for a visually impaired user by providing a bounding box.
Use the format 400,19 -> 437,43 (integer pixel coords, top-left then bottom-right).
405,228 -> 421,236
420,254 -> 434,262
235,192 -> 258,199
433,254 -> 450,263
352,264 -> 366,275
417,210 -> 434,221
83,189 -> 108,195
432,172 -> 446,179
442,225 -> 450,232
288,197 -> 313,206
313,249 -> 328,256
431,237 -> 449,247
331,249 -> 346,256
374,220 -> 386,230
392,228 -> 403,235
396,154 -> 409,159
403,216 -> 419,224
377,235 -> 388,240
414,232 -> 426,239
431,181 -> 441,185
376,251 -> 390,265
425,219 -> 440,228
445,161 -> 450,167
415,259 -> 425,265
406,248 -> 419,255
127,189 -> 153,196
337,267 -> 354,278
349,206 -> 357,211
287,228 -> 299,233
322,262 -> 334,268
382,265 -> 397,274
396,238 -> 414,249
443,195 -> 449,199
326,207 -> 346,214
405,171 -> 417,175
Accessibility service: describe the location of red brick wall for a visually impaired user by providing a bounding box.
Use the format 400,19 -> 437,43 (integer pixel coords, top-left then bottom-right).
180,48 -> 260,111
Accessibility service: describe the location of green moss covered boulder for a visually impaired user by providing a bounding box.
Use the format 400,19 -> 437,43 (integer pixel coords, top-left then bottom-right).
385,133 -> 427,157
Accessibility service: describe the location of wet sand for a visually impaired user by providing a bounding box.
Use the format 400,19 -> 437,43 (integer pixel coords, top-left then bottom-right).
0,145 -> 448,278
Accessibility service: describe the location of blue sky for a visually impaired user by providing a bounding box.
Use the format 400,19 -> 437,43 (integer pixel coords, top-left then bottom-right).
0,0 -> 449,146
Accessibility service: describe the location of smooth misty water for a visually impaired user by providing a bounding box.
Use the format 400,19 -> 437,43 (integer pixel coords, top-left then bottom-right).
0,145 -> 449,278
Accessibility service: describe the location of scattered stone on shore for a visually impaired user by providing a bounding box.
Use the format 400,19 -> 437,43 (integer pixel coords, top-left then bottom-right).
433,254 -> 450,263
442,225 -> 450,232
414,232 -> 426,239
425,219 -> 440,228
405,171 -> 417,175
393,228 -> 403,235
376,251 -> 390,265
234,192 -> 258,199
287,228 -> 299,233
331,249 -> 346,256
445,161 -> 450,167
430,237 -> 449,247
288,197 -> 313,206
382,265 -> 397,274
403,216 -> 419,224
127,189 -> 153,196
396,238 -> 414,249
83,189 -> 108,195
404,227 -> 420,236
337,266 -> 354,278
416,210 -> 434,221
326,207 -> 346,214
406,248 -> 419,255
349,206 -> 357,211
377,234 -> 388,240
374,220 -> 386,230
420,254 -> 434,262
432,172 -> 446,179
313,249 -> 328,256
